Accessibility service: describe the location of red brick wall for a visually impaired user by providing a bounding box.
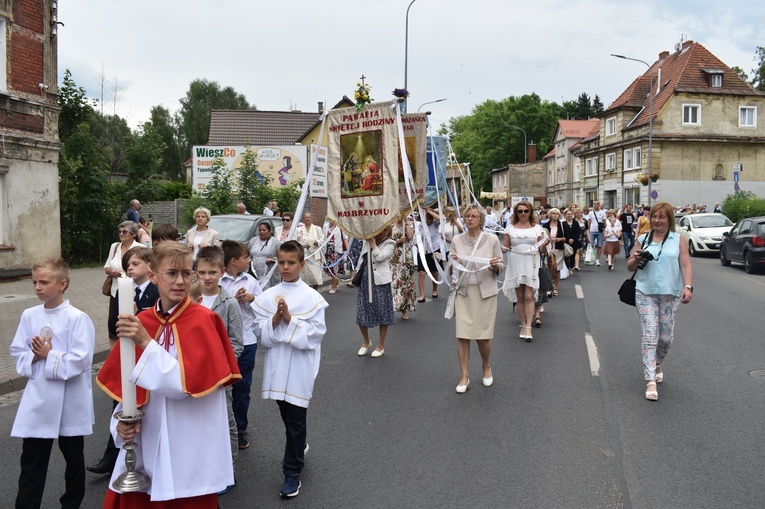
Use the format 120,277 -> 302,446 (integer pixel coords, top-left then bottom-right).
10,0 -> 46,95
14,0 -> 45,34
0,110 -> 44,133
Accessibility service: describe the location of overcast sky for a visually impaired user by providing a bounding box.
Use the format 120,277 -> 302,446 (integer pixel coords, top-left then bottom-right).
59,0 -> 765,139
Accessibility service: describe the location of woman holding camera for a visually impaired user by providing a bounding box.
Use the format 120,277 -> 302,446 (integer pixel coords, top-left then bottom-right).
627,202 -> 693,401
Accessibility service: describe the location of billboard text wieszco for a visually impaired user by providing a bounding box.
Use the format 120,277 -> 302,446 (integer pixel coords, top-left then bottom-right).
192,145 -> 308,192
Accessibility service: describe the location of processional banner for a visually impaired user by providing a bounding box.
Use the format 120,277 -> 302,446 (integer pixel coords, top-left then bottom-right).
424,135 -> 450,207
398,112 -> 428,216
326,100 -> 400,239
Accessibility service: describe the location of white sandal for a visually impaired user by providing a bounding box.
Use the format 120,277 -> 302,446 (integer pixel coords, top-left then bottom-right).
645,381 -> 658,401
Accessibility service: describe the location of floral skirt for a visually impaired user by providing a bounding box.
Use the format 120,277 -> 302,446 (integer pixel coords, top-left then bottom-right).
356,268 -> 395,328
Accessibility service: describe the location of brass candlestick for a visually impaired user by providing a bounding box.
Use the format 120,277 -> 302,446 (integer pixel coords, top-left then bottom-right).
111,410 -> 151,493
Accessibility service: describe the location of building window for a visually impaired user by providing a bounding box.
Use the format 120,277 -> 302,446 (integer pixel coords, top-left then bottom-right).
633,147 -> 641,168
606,117 -> 617,136
623,149 -> 633,170
585,157 -> 598,177
624,187 -> 640,207
574,163 -> 580,182
714,163 -> 725,180
683,104 -> 701,126
605,153 -> 616,173
711,74 -> 722,88
740,106 -> 757,128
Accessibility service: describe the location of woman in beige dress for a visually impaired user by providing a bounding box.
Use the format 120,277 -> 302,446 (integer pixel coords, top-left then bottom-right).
449,205 -> 503,393
298,212 -> 325,289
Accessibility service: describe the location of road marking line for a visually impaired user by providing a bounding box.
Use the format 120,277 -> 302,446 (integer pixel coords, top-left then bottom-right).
743,276 -> 765,289
585,333 -> 600,377
575,284 -> 584,299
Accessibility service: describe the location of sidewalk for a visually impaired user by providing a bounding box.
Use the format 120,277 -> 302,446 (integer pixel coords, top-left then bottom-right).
1,267 -> 336,396
0,267 -> 111,395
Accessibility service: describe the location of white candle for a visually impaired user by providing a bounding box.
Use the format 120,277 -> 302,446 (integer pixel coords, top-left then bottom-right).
117,276 -> 137,417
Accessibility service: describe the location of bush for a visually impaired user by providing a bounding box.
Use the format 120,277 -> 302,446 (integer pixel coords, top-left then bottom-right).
721,191 -> 765,223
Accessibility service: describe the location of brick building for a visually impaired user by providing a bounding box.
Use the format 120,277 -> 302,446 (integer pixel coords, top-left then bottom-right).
0,0 -> 60,272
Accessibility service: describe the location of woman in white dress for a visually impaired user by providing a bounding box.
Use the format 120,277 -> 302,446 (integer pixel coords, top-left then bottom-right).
298,212 -> 325,289
502,201 -> 548,341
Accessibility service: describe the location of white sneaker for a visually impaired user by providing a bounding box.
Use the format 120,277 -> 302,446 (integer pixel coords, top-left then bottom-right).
596,260 -> 601,266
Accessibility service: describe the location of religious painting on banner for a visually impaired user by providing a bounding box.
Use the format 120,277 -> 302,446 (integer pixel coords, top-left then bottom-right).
424,135 -> 450,207
326,100 -> 400,239
398,113 -> 427,216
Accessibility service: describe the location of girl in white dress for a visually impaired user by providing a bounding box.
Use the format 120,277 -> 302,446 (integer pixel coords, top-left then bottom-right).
502,201 -> 548,341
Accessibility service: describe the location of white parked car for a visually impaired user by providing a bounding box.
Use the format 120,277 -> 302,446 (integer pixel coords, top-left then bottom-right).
676,213 -> 733,256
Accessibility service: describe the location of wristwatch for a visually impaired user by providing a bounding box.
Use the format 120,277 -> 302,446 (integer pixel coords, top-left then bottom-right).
684,285 -> 693,292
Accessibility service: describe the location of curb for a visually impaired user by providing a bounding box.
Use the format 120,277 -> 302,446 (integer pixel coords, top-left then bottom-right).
0,348 -> 112,397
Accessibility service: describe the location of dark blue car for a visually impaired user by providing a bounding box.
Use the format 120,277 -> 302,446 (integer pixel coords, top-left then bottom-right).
720,216 -> 765,274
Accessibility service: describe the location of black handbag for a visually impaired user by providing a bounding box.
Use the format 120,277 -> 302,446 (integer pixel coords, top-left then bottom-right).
618,271 -> 637,306
351,256 -> 368,287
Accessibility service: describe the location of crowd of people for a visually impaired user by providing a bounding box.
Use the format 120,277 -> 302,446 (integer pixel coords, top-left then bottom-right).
9,196 -> 696,507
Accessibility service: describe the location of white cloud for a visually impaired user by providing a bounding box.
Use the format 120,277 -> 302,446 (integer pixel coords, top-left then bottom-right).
58,0 -> 765,136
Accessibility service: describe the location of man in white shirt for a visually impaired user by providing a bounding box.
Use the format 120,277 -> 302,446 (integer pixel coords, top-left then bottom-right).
586,200 -> 607,266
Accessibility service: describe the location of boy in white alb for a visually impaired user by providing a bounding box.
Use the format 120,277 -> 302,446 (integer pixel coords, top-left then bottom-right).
252,240 -> 328,498
11,258 -> 95,509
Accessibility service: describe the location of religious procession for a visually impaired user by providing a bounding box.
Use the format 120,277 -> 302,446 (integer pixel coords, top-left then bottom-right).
7,89 -> 694,509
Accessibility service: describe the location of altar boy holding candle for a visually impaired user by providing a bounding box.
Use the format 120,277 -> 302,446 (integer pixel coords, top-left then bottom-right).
10,257 -> 95,509
252,240 -> 328,498
89,246 -> 158,476
97,242 -> 241,508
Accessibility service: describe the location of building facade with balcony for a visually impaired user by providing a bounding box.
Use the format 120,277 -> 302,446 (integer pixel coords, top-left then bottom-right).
0,0 -> 61,272
575,40 -> 765,210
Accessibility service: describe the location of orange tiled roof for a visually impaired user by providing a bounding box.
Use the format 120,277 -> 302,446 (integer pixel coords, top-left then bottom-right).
605,40 -> 765,130
543,148 -> 555,159
558,119 -> 600,138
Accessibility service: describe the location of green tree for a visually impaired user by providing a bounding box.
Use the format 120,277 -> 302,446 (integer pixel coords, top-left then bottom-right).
89,113 -> 134,176
272,180 -> 303,214
58,70 -> 122,263
58,69 -> 95,142
176,79 -> 253,162
593,95 -> 604,115
150,105 -> 183,179
749,46 -> 765,92
203,157 -> 236,214
574,92 -> 593,119
59,123 -> 118,264
124,121 -> 167,202
445,94 -> 560,192
236,145 -> 263,213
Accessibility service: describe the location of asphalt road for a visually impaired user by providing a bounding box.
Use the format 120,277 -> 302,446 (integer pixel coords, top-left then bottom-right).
1,255 -> 763,508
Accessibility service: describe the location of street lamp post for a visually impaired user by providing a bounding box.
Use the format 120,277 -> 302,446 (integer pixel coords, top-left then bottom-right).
504,124 -> 528,198
403,0 -> 417,113
611,53 -> 654,206
417,98 -> 446,113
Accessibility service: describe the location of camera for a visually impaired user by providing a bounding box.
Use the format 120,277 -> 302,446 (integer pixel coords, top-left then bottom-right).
636,250 -> 655,270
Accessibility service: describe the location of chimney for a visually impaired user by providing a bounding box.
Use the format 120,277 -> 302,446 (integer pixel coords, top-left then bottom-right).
659,50 -> 669,60
318,102 -> 324,115
528,143 -> 537,163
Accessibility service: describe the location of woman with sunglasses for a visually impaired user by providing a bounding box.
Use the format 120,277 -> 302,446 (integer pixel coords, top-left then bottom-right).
273,211 -> 305,246
104,221 -> 143,344
502,201 -> 548,341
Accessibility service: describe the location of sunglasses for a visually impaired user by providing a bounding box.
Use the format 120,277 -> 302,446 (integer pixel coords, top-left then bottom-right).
283,218 -> 292,222
517,210 -> 530,214
118,229 -> 131,235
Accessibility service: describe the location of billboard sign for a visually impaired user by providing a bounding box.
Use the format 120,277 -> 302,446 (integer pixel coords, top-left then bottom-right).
191,145 -> 308,192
